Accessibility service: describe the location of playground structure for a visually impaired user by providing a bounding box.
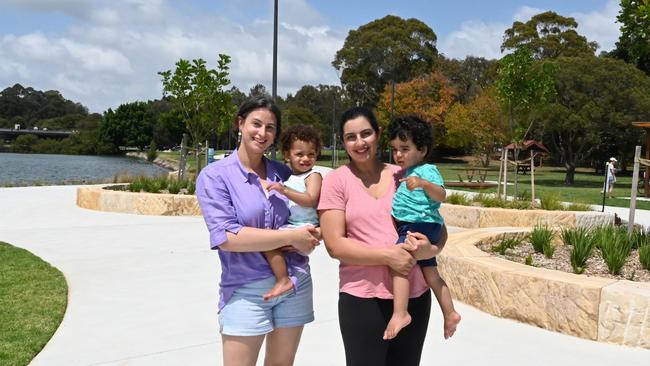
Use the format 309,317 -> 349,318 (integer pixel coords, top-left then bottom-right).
496,140 -> 550,203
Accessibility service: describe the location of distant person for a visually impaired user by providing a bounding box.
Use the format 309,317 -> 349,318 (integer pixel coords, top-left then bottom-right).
265,124 -> 323,301
196,96 -> 319,366
383,115 -> 461,341
319,106 -> 448,366
605,157 -> 617,197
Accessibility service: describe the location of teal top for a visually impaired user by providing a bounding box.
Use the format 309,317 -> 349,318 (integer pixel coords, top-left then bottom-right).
391,163 -> 445,224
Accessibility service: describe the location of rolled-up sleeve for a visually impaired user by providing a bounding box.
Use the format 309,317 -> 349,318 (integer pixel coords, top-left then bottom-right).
196,170 -> 243,249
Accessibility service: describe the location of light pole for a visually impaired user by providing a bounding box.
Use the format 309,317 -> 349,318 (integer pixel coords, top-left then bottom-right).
271,0 -> 278,159
331,89 -> 337,168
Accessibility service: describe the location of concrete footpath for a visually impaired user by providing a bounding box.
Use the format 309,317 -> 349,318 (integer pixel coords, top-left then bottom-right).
0,185 -> 648,366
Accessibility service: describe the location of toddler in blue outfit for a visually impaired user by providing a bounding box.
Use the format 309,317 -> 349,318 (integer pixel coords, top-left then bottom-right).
383,115 -> 461,341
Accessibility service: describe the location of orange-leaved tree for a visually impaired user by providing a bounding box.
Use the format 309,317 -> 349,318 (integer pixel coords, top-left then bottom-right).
445,87 -> 509,167
376,70 -> 455,153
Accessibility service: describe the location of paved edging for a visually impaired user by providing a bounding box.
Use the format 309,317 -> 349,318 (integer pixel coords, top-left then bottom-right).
440,203 -> 614,229
442,228 -> 650,349
76,186 -> 201,216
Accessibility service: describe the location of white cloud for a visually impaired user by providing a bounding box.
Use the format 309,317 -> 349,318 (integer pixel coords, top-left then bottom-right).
438,21 -> 506,60
0,0 -> 345,113
573,0 -> 620,52
439,1 -> 622,60
513,6 -> 545,22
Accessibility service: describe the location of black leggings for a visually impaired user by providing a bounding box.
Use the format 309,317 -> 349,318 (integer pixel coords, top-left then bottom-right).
338,291 -> 431,366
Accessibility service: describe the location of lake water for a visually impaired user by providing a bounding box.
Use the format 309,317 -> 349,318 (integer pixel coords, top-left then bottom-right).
0,153 -> 170,186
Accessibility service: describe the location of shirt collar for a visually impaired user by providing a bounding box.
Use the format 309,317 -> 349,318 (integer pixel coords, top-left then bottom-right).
232,149 -> 283,183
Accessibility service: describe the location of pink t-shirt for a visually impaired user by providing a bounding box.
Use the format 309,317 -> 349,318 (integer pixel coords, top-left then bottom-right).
318,164 -> 429,299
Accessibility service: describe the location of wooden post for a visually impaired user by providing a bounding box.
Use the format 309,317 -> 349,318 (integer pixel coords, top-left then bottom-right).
497,149 -> 504,199
205,140 -> 209,167
179,133 -> 188,181
646,131 -> 650,197
503,150 -> 508,200
530,149 -> 535,205
629,146 -> 641,233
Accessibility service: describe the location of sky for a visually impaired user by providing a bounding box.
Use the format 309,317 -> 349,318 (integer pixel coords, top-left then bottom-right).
0,0 -> 621,114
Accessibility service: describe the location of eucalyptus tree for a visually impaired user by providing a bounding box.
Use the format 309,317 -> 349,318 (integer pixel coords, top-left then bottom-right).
501,11 -> 597,59
333,15 -> 438,107
538,56 -> 650,184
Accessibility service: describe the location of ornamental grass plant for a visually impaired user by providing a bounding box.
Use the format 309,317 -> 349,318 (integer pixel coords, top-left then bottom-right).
562,227 -> 594,274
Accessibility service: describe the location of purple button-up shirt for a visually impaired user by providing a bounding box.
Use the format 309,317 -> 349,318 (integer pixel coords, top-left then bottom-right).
196,151 -> 310,310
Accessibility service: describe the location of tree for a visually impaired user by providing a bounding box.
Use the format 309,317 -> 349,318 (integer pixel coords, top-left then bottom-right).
159,54 -> 235,173
433,56 -> 497,103
495,48 -> 556,140
445,88 -> 509,166
501,11 -> 597,59
99,101 -> 155,151
614,0 -> 650,74
376,70 -> 456,151
333,15 -> 438,107
538,56 -> 650,184
12,134 -> 39,153
283,84 -> 354,145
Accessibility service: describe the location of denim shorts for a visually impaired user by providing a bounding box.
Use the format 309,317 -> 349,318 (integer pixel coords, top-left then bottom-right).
218,271 -> 314,336
396,221 -> 442,267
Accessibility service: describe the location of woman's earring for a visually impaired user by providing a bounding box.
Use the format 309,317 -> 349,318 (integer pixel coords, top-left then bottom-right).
237,130 -> 242,145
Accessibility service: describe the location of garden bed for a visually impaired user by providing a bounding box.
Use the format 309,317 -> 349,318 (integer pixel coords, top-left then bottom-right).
441,228 -> 650,349
476,230 -> 650,282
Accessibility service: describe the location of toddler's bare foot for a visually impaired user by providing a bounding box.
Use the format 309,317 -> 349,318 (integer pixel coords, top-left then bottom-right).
383,312 -> 412,340
444,311 -> 461,339
262,277 -> 294,301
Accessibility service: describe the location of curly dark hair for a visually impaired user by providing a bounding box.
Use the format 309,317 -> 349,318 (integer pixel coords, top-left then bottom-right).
280,124 -> 322,156
388,115 -> 433,157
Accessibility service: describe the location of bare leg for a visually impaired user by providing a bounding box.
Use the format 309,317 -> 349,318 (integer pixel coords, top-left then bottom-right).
262,249 -> 293,301
423,266 -> 461,339
264,326 -> 304,366
383,270 -> 412,340
222,334 -> 265,366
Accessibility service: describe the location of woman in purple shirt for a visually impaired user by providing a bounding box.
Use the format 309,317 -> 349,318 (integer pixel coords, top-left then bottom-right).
196,96 -> 320,366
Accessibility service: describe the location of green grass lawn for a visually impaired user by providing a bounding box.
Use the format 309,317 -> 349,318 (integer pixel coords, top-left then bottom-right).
159,149 -> 649,210
434,162 -> 650,210
0,242 -> 67,366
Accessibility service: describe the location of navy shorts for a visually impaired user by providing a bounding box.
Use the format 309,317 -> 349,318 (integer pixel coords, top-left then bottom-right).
396,221 -> 442,267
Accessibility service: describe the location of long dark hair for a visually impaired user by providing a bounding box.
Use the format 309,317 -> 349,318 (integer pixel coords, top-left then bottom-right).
232,95 -> 282,143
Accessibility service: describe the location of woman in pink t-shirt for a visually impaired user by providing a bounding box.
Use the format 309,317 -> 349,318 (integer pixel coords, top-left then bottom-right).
318,107 -> 448,366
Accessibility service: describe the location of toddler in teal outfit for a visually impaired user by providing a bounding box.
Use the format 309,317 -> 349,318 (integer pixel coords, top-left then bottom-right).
384,115 -> 461,341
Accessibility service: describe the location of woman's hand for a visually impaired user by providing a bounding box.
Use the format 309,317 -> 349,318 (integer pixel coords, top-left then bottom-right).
386,245 -> 416,276
404,231 -> 440,261
290,226 -> 320,255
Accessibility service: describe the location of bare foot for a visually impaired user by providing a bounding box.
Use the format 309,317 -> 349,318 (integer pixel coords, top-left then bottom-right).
262,277 -> 294,301
444,311 -> 461,339
383,312 -> 412,340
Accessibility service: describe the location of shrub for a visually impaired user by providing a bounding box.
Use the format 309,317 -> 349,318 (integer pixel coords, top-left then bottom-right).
447,193 -> 471,206
491,234 -> 524,255
565,202 -> 591,211
562,227 -> 593,274
147,140 -> 158,162
600,229 -> 633,275
629,228 -> 649,250
540,192 -> 563,211
525,254 -> 533,266
475,193 -> 506,208
530,225 -> 553,255
591,225 -> 617,248
639,244 -> 650,270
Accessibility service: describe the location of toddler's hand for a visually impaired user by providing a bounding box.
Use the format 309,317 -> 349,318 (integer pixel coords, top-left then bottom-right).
399,176 -> 424,191
266,182 -> 285,193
